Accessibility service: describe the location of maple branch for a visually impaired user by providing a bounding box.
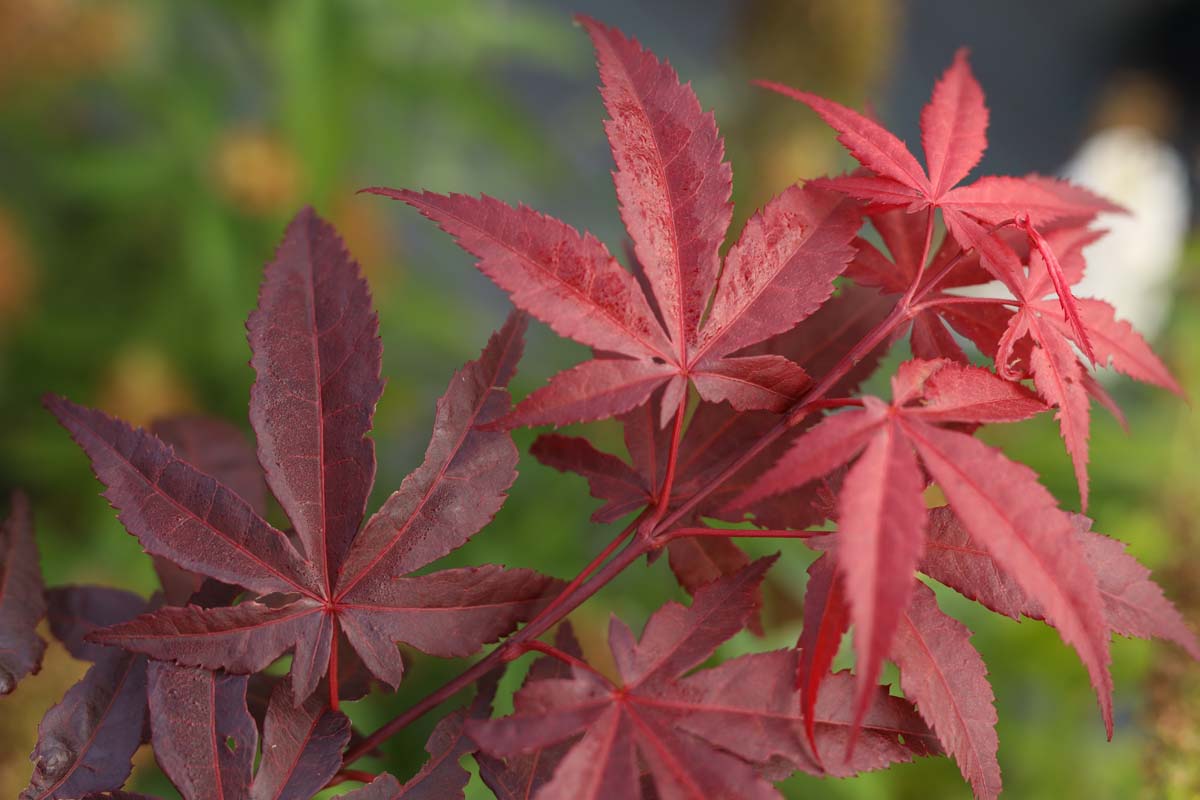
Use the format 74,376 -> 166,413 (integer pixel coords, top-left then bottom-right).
910,295 -> 1017,313
657,526 -> 828,543
531,511 -> 645,627
343,531 -> 653,765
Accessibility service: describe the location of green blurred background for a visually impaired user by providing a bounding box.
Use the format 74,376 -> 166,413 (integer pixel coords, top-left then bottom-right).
1,1 -> 1197,798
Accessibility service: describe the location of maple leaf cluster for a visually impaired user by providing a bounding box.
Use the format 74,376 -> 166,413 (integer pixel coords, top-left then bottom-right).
1,13 -> 1195,800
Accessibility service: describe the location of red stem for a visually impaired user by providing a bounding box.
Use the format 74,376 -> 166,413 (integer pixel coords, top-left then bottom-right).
901,208 -> 936,306
911,295 -> 1016,313
328,617 -> 340,712
642,387 -> 689,534
650,219 -> 1011,539
658,526 -> 828,543
512,641 -> 612,683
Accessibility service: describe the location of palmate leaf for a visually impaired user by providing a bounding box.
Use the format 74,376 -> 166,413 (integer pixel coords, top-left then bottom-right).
0,491 -> 46,696
370,17 -> 860,426
48,208 -> 560,702
974,224 -> 1185,510
730,359 -> 1122,783
760,48 -> 1116,325
469,560 -> 937,799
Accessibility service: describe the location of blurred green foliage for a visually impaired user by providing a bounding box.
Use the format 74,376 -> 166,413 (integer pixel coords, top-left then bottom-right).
1,2 -> 1195,798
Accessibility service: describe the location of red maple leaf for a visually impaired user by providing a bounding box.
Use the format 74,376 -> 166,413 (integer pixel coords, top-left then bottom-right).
974,223 -> 1184,509
468,559 -> 938,799
732,358 -> 1117,744
367,17 -> 862,427
759,48 -> 1121,359
47,208 -> 561,704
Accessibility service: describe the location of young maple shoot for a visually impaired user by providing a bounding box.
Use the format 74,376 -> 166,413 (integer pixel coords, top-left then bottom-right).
1,13 -> 1195,800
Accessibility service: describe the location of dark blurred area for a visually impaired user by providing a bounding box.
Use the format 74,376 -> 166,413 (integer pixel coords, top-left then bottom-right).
1,1 -> 1196,797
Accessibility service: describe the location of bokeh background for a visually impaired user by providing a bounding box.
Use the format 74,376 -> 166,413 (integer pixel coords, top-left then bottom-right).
1,1 -> 1198,798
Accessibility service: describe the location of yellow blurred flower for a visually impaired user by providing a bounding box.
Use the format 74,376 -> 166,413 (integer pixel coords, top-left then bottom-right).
212,128 -> 302,216
98,343 -> 194,426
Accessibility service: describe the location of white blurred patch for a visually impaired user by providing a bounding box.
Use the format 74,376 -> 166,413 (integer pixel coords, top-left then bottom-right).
1064,126 -> 1190,339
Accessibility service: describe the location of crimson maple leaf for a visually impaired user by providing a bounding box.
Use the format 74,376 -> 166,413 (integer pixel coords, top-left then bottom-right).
796,552 -> 1003,799
789,479 -> 1195,800
760,48 -> 1121,360
732,358 -> 1118,745
849,190 -> 1180,511
367,17 -> 861,428
468,559 -> 939,799
46,208 -> 560,703
973,223 -> 1185,509
0,491 -> 45,696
